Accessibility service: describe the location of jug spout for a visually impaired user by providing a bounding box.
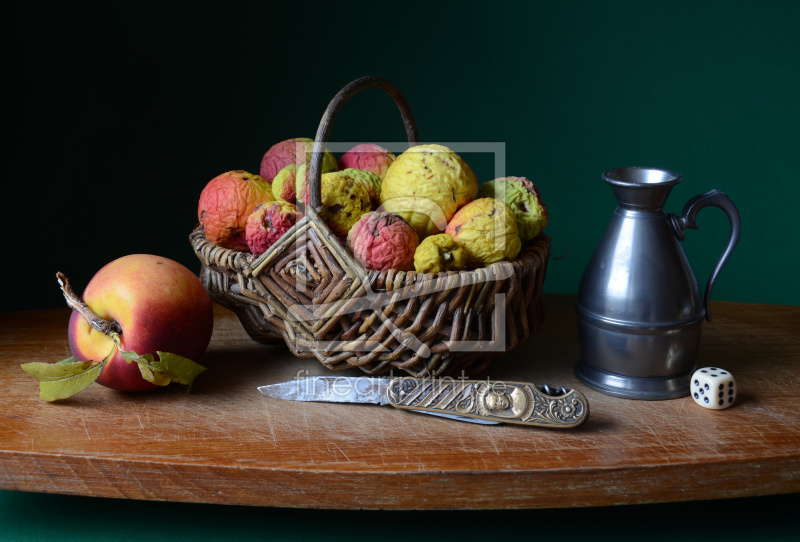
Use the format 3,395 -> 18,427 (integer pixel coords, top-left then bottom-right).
604,166 -> 682,210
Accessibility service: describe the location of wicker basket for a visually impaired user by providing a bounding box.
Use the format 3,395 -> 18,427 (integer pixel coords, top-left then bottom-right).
190,76 -> 551,377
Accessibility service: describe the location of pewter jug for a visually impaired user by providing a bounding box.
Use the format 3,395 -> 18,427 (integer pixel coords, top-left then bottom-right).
575,167 -> 741,400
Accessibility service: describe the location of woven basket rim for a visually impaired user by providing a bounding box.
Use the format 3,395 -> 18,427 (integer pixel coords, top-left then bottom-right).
190,223 -> 550,281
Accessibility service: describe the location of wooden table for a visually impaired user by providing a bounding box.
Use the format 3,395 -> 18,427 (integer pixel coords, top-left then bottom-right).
1,295 -> 798,509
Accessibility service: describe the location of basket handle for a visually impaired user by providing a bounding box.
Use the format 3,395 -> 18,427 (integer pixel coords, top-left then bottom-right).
308,75 -> 419,210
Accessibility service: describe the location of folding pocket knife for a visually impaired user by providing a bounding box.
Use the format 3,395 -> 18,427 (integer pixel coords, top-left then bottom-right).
258,376 -> 589,428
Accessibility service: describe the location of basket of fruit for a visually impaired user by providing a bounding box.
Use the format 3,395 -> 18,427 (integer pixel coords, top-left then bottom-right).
190,75 -> 551,377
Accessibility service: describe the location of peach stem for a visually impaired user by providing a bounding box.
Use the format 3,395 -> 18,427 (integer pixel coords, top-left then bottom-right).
56,272 -> 122,336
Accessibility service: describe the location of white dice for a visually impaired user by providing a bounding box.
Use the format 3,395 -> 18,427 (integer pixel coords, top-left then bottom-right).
691,367 -> 736,409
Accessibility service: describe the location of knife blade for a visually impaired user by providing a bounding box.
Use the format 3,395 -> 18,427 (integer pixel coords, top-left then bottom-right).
258,376 -> 589,428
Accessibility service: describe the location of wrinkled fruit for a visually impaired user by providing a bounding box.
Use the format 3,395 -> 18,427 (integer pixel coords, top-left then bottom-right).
445,198 -> 522,266
478,176 -> 548,242
380,144 -> 477,239
338,143 -> 396,179
308,170 -> 372,238
272,164 -> 298,203
413,233 -> 467,274
259,137 -> 337,183
347,212 -> 419,271
246,200 -> 301,254
198,170 -> 274,250
294,164 -> 310,205
338,168 -> 382,210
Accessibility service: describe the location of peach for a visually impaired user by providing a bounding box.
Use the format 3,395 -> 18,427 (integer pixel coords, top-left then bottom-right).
197,170 -> 274,250
67,255 -> 214,392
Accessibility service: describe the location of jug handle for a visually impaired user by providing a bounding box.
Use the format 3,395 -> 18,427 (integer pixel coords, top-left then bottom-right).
669,189 -> 741,322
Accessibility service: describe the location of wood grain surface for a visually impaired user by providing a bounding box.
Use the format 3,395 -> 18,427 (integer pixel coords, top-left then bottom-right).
1,295 -> 798,509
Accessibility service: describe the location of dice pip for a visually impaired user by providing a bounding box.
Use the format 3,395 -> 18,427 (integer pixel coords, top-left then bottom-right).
691,367 -> 736,410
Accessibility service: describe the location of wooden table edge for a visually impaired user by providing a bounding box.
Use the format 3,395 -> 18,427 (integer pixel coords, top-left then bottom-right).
3,449 -> 798,510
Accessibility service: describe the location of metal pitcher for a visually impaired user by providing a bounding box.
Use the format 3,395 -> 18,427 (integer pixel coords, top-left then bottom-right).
574,167 -> 741,400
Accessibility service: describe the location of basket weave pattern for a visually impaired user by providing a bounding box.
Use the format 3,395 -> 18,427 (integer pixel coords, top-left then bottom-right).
190,76 -> 551,377
191,221 -> 549,377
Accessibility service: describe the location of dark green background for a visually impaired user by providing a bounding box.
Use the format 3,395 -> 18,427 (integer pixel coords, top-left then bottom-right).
0,489 -> 798,541
8,0 -> 799,539
10,0 -> 799,314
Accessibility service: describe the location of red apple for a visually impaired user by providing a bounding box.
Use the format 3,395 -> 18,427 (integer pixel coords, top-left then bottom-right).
67,254 -> 214,392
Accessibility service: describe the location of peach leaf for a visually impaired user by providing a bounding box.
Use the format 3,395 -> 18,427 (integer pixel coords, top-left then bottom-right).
121,350 -> 207,392
21,357 -> 107,402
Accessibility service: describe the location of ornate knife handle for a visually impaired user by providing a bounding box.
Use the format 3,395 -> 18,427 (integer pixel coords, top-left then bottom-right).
386,377 -> 589,428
